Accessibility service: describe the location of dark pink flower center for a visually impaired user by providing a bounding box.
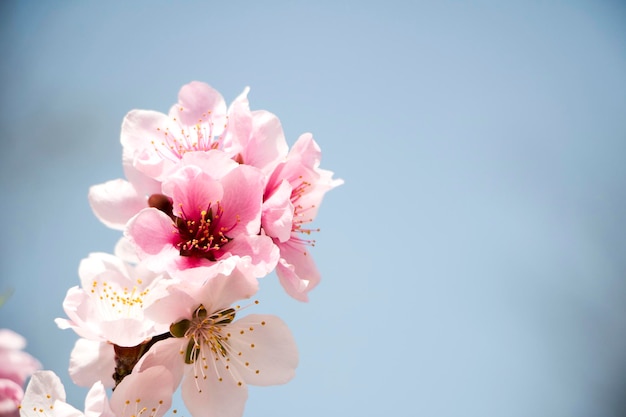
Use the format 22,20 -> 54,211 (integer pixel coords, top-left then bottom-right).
149,194 -> 238,261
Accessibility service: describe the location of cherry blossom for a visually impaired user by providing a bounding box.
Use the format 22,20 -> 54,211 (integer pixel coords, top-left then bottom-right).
125,152 -> 278,279
89,82 -> 287,230
55,252 -> 171,347
262,133 -> 343,301
19,369 -> 172,417
120,265 -> 298,417
24,81 -> 340,417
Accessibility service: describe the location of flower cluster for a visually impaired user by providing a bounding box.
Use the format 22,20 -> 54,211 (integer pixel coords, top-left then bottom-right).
21,82 -> 341,417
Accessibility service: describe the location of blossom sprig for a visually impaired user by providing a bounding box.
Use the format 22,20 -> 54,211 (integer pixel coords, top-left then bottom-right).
39,81 -> 341,417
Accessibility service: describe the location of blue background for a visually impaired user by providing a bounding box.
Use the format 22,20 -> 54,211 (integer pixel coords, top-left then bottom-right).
1,1 -> 626,416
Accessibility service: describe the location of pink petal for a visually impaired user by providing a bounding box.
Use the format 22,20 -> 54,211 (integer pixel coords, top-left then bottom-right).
125,209 -> 178,267
222,235 -> 279,279
162,166 -> 223,220
219,165 -> 265,236
289,133 -> 321,167
121,110 -> 180,179
261,180 -> 294,242
175,82 -> 227,129
243,110 -> 288,174
275,241 -> 321,302
88,179 -> 147,231
227,87 -> 252,149
179,150 -> 238,180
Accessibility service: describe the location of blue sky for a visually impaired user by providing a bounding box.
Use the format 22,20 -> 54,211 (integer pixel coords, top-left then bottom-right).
1,1 -> 626,416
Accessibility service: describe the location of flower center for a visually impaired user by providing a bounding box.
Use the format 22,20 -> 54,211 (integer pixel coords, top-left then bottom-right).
170,305 -> 236,365
90,279 -> 150,320
151,112 -> 229,162
148,194 -> 237,261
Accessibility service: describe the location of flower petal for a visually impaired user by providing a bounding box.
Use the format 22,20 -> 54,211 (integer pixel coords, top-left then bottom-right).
221,235 -> 279,279
88,179 -> 147,231
226,314 -> 298,386
261,180 -> 294,243
20,371 -> 83,417
83,382 -> 114,417
243,110 -> 288,174
162,166 -> 223,220
125,209 -> 179,270
219,165 -> 264,236
175,82 -> 227,129
181,366 -> 247,417
69,339 -> 115,389
275,241 -> 321,302
109,366 -> 173,417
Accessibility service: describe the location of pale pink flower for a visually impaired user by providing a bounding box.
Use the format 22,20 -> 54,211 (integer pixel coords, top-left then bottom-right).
89,82 -> 287,230
55,252 -> 171,347
0,330 -> 42,389
125,153 -> 278,279
122,267 -> 298,417
19,370 -> 114,417
19,369 -> 173,417
262,133 -> 343,301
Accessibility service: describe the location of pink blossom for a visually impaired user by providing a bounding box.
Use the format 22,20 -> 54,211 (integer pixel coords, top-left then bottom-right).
89,82 -> 287,230
262,133 -> 343,301
125,153 -> 278,279
119,267 -> 298,417
0,330 -> 41,388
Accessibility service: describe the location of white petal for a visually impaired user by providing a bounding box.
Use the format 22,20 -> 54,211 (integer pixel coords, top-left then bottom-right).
226,314 -> 298,386
69,339 -> 115,389
20,371 -> 83,417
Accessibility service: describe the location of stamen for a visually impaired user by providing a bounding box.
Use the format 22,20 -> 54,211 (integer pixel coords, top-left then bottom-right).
150,111 -> 230,162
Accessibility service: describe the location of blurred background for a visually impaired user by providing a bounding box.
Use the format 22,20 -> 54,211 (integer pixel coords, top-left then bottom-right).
1,1 -> 626,416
